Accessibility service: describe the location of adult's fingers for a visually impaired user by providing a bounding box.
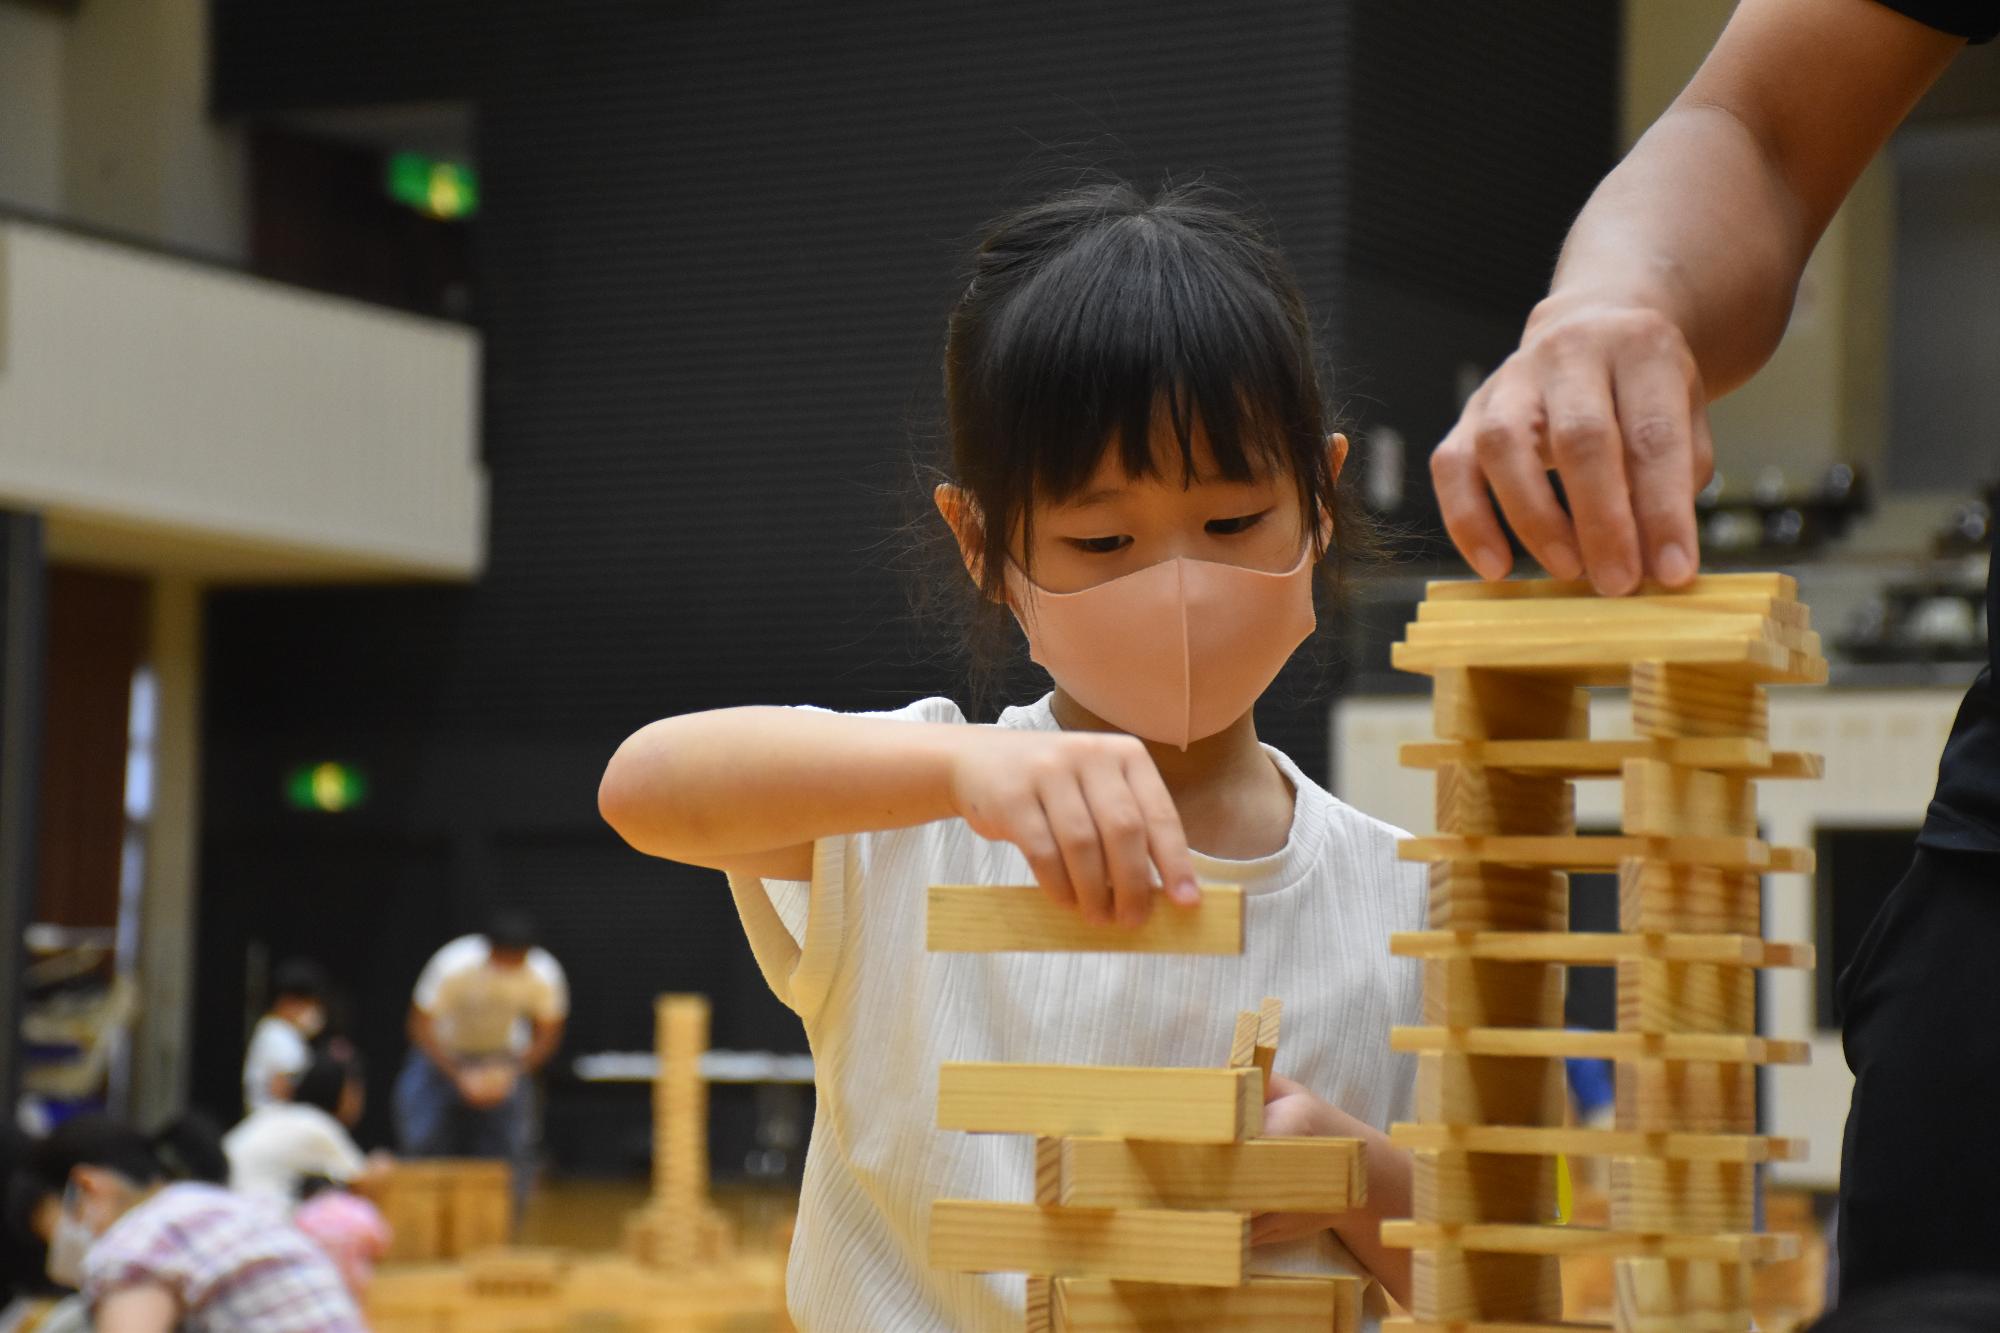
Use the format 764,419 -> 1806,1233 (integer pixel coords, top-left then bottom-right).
1078,761 -> 1157,928
1470,383 -> 1584,581
1431,420 -> 1515,582
1542,357 -> 1643,595
1613,347 -> 1703,588
1039,774 -> 1113,924
1120,749 -> 1197,907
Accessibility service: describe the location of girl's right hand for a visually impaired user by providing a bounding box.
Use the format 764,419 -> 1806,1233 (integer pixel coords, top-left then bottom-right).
946,729 -> 1198,928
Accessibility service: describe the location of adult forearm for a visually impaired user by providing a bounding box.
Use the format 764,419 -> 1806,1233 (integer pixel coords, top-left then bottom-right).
1539,103 -> 1815,399
600,707 -> 963,865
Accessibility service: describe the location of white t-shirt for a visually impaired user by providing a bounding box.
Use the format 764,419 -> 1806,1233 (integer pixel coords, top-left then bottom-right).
241,1016 -> 312,1115
412,936 -> 569,1058
726,695 -> 1427,1333
224,1102 -> 368,1207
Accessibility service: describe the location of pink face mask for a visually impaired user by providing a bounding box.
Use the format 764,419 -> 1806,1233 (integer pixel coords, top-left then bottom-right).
1004,543 -> 1318,750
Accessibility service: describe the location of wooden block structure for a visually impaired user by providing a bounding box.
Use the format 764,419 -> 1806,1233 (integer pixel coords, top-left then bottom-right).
625,993 -> 736,1270
1385,574 -> 1824,1332
925,885 -> 1368,1331
372,1159 -> 513,1263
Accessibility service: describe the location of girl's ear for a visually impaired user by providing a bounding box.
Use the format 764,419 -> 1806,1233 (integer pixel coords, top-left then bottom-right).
1326,432 -> 1350,483
933,483 -> 988,586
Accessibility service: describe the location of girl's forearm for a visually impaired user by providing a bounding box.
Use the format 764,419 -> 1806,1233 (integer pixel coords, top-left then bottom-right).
599,707 -> 965,865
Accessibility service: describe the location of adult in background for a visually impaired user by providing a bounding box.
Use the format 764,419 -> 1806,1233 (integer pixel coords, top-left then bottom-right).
1427,0 -> 1997,1300
392,911 -> 567,1215
240,957 -> 327,1113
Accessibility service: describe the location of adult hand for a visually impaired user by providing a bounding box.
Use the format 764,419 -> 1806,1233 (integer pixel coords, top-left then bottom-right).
455,1065 -> 516,1109
947,729 -> 1198,928
1432,297 -> 1715,596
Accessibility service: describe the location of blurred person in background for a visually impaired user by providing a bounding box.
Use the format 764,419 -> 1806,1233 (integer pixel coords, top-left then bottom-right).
6,1113 -> 360,1333
393,911 -> 567,1215
224,1050 -> 389,1210
240,958 -> 328,1114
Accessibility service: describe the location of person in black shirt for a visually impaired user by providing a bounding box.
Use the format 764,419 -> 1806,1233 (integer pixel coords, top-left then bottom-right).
1428,0 -> 2000,1305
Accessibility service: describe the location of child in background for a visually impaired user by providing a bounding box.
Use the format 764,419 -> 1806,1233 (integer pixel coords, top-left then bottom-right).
9,1114 -> 362,1332
601,179 -> 1425,1331
292,1179 -> 393,1303
225,1050 -> 390,1209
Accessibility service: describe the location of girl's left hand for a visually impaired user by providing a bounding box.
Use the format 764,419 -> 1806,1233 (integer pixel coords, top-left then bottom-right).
1250,1072 -> 1353,1246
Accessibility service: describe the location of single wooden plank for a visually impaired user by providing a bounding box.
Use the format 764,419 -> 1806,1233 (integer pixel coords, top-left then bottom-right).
1059,1136 -> 1364,1212
937,1064 -> 1262,1142
1226,1010 -> 1259,1069
1437,763 -> 1575,836
1026,1275 -> 1054,1333
1393,636 -> 1796,681
1380,1221 -> 1796,1264
1416,1053 -> 1566,1128
1416,593 -> 1803,626
1422,573 -> 1796,602
1621,760 -> 1754,839
1422,956 -> 1563,1028
1392,1312 -> 1608,1320
1609,1157 -> 1754,1233
1413,1150 -> 1555,1225
1618,861 -> 1760,936
1390,1122 -> 1806,1164
927,1200 -> 1246,1287
925,884 -> 1243,954
1053,1275 -> 1362,1332
1399,835 -> 1812,873
1432,670 -> 1588,742
1034,1137 -> 1063,1205
1390,1026 -> 1808,1065
1399,737 -> 1820,777
1253,997 -> 1282,1079
1403,613 -> 1801,651
1392,931 -> 1812,968
1410,1250 -> 1563,1325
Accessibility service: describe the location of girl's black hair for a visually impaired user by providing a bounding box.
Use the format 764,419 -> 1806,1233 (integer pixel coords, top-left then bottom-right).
291,1052 -> 357,1117
4,1112 -> 228,1249
933,176 -> 1373,695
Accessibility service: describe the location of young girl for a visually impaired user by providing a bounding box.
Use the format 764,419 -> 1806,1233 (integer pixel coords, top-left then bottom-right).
600,179 -> 1426,1331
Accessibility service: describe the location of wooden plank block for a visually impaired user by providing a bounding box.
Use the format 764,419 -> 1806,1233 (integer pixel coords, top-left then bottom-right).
1416,594 -> 1803,626
1436,763 -> 1574,836
1392,931 -> 1812,968
937,1064 -> 1262,1142
1392,1312 -> 1608,1320
1390,1026 -> 1807,1065
1381,1222 -> 1795,1264
1616,956 -> 1755,1035
1617,1061 -> 1757,1136
1609,1158 -> 1753,1233
1253,997 -> 1282,1078
1422,574 -> 1796,602
1432,669 -> 1588,741
1413,1150 -> 1555,1225
1427,864 -> 1569,932
1400,738 -> 1817,777
1058,1136 -> 1364,1212
1411,1250 -> 1562,1325
1422,957 -> 1562,1028
1618,861 -> 1759,936
1631,662 -> 1767,741
1390,1123 -> 1806,1164
1226,1010 -> 1259,1069
927,1200 -> 1246,1287
1393,635 -> 1793,680
1613,1256 -> 1753,1333
1053,1275 -> 1362,1332
1026,1275 -> 1054,1333
1620,760 -> 1754,838
1399,835 -> 1811,872
1416,1053 -> 1566,1128
925,884 -> 1243,954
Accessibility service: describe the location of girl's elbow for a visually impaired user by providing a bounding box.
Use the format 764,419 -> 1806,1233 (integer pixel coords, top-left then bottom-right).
598,728 -> 681,852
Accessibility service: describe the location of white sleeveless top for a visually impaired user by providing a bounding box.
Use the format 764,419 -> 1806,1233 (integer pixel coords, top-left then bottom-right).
727,694 -> 1428,1332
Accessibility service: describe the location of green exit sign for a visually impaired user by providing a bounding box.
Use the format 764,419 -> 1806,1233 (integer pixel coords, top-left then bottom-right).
284,762 -> 369,813
386,152 -> 479,220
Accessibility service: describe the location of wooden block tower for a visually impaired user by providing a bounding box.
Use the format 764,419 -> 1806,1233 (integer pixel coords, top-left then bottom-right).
625,992 -> 735,1270
1384,573 -> 1824,1332
925,884 -> 1369,1332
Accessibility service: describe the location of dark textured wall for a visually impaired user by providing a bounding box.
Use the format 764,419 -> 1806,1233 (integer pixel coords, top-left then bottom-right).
199,1 -> 1616,1166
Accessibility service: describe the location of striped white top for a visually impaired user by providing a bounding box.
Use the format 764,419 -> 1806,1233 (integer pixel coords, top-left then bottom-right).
727,694 -> 1428,1332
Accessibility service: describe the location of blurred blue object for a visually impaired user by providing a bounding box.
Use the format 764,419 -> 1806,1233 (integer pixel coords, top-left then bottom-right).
1565,1050 -> 1615,1118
